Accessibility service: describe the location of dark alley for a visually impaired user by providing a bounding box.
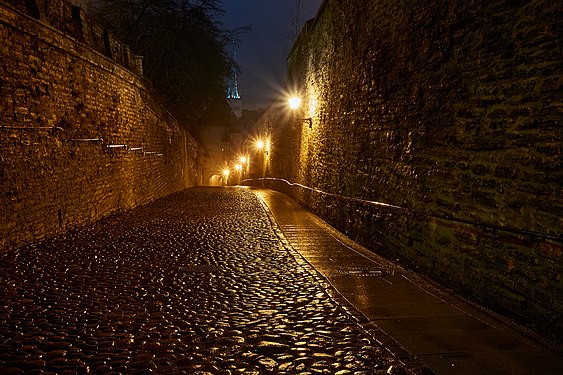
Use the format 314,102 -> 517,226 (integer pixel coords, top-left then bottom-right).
1,0 -> 561,373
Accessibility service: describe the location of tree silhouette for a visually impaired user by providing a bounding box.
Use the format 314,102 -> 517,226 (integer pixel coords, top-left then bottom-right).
90,0 -> 247,125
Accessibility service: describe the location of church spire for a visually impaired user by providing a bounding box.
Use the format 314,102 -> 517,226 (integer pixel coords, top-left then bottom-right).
227,50 -> 242,118
227,52 -> 240,100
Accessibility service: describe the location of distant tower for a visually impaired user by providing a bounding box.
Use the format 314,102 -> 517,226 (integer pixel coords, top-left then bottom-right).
227,52 -> 242,118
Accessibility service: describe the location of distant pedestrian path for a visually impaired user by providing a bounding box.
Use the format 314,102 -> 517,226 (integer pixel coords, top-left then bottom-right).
0,187 -> 429,374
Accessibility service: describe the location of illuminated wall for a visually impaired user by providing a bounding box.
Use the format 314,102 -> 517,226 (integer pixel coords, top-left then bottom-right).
0,0 -> 201,250
255,0 -> 562,339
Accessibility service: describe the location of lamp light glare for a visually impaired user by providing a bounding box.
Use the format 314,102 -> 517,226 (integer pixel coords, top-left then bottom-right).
289,97 -> 301,110
256,140 -> 264,150
223,168 -> 230,176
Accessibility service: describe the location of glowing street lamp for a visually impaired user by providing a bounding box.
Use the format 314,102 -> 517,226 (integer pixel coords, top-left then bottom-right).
222,168 -> 229,185
256,140 -> 264,150
238,155 -> 249,180
288,96 -> 302,110
288,96 -> 312,128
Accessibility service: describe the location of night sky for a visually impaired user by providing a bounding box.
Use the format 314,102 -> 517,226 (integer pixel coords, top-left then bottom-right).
222,0 -> 323,110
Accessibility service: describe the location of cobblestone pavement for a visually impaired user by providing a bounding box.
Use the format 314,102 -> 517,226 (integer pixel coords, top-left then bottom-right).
0,187 -> 430,374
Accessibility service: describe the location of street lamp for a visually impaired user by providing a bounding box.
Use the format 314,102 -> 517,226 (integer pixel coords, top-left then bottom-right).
288,97 -> 301,110
234,163 -> 242,184
288,96 -> 312,128
239,136 -> 266,181
222,168 -> 230,185
238,155 -> 249,181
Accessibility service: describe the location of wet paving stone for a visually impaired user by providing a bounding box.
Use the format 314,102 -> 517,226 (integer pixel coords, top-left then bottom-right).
0,187 -> 431,374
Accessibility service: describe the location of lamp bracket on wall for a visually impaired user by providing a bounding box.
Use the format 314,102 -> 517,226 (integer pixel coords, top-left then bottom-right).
299,117 -> 312,128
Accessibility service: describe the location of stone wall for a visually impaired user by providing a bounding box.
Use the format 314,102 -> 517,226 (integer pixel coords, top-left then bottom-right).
0,0 -> 202,251
253,0 -> 562,338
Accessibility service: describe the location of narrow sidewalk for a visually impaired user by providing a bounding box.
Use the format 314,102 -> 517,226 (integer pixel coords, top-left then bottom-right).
253,188 -> 563,375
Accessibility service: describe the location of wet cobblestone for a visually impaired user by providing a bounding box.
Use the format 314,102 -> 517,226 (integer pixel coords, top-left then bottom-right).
1,187 -> 424,374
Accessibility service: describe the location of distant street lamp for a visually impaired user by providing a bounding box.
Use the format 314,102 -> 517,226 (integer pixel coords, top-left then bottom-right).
238,155 -> 249,181
256,140 -> 264,150
288,97 -> 301,110
234,163 -> 243,184
288,96 -> 312,128
222,168 -> 230,185
238,135 -> 271,184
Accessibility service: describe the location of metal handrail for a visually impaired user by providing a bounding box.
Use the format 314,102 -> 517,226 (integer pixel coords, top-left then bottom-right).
63,137 -> 104,142
1,125 -> 64,131
243,177 -> 561,242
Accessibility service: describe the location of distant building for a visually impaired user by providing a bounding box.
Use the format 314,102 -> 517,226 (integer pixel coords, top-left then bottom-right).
196,49 -> 267,186
196,99 -> 266,186
197,99 -> 238,186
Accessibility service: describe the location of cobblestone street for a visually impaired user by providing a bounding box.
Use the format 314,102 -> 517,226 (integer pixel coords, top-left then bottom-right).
0,187 -> 426,374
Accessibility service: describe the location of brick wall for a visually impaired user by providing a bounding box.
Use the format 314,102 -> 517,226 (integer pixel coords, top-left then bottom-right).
0,0 -> 202,250
253,0 -> 562,338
